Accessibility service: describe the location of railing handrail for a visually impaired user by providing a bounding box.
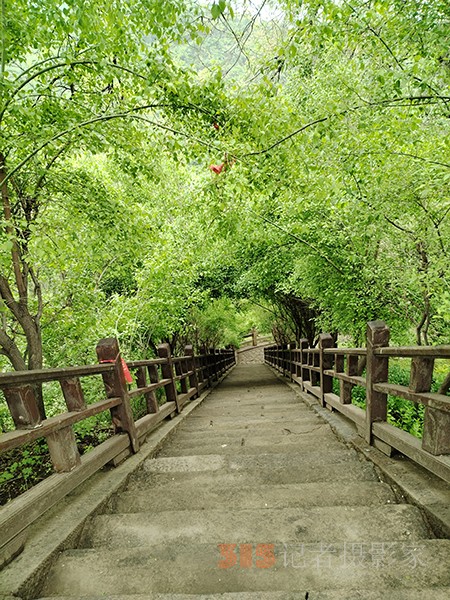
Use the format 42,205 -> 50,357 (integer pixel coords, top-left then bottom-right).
0,339 -> 236,558
0,363 -> 115,385
264,321 -> 450,485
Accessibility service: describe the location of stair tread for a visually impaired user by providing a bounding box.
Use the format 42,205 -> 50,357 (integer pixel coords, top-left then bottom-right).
112,481 -> 396,512
36,591 -> 450,600
81,505 -> 430,548
142,451 -> 365,474
41,540 -> 450,596
158,430 -> 346,457
128,461 -> 378,489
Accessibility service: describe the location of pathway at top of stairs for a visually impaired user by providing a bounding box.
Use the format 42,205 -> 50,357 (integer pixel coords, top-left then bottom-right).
39,364 -> 450,599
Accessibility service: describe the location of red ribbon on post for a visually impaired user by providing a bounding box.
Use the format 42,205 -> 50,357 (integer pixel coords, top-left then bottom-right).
100,356 -> 133,384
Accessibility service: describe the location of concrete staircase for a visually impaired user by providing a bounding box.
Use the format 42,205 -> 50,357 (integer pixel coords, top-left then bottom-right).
38,364 -> 450,599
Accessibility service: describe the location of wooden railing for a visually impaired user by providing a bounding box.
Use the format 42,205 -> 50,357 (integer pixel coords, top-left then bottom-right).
265,320 -> 450,484
0,338 -> 235,557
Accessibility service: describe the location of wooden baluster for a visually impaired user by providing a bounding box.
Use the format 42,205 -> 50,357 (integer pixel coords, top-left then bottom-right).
176,358 -> 189,394
422,405 -> 450,455
284,344 -> 289,376
46,427 -> 81,473
300,339 -> 309,392
219,349 -> 225,376
335,354 -> 344,373
60,378 -> 86,411
319,334 -> 334,408
312,350 -> 320,387
210,348 -> 218,381
216,350 -> 222,377
185,345 -> 199,398
2,385 -> 41,429
365,321 -> 390,445
200,345 -> 210,387
410,357 -> 434,393
96,337 -> 139,453
341,355 -> 358,404
2,381 -> 80,473
196,352 -> 204,386
280,345 -> 285,374
410,356 -> 450,455
47,378 -> 84,472
146,364 -> 160,413
289,342 -> 296,381
136,366 -> 158,414
157,343 -> 180,413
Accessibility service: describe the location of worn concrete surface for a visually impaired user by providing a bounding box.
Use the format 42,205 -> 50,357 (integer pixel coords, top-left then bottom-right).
40,540 -> 450,595
273,366 -> 450,539
36,363 -> 450,598
4,363 -> 449,599
35,593 -> 450,600
80,504 -> 429,548
0,369 -> 232,600
112,481 -> 396,512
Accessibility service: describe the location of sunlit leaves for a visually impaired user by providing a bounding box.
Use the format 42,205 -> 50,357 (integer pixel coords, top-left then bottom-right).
211,1 -> 227,20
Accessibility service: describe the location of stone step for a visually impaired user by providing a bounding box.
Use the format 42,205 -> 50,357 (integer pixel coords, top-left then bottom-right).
175,417 -> 324,436
80,505 -> 430,548
141,452 -> 365,475
211,393 -> 295,404
179,416 -> 320,431
128,459 -> 378,490
36,591 -> 450,600
174,418 -> 327,437
40,540 -> 450,596
190,403 -> 312,415
157,435 -> 360,456
178,415 -> 324,428
210,396 -> 296,404
112,481 -> 396,513
198,411 -> 309,420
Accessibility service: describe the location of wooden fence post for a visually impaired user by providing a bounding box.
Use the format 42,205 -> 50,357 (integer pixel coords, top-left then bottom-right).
157,343 -> 180,413
365,321 -> 390,444
319,334 -> 334,408
96,337 -> 139,453
185,345 -> 199,399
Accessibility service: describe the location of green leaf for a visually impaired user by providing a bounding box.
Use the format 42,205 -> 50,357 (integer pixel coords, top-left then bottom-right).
211,3 -> 224,19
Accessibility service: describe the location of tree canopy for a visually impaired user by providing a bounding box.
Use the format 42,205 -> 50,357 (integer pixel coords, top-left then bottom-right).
0,0 -> 449,385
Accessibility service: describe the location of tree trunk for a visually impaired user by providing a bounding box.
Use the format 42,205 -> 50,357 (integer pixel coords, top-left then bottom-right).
0,153 -> 46,418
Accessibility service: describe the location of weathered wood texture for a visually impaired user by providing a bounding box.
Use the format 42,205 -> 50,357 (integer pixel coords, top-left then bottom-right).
96,337 -> 140,454
0,339 -> 235,555
265,320 -> 450,483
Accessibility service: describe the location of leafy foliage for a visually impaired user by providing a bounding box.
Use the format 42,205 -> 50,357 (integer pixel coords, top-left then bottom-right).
0,0 -> 449,501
